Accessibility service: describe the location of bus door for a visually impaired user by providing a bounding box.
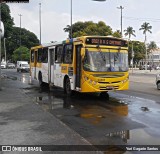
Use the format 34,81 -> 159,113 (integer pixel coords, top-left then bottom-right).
53,45 -> 63,87
34,50 -> 38,79
75,45 -> 82,89
48,47 -> 55,84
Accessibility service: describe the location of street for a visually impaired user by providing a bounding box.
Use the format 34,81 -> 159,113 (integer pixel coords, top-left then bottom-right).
1,69 -> 160,153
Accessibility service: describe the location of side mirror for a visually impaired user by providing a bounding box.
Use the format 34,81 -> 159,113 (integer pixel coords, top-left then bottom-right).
0,21 -> 4,39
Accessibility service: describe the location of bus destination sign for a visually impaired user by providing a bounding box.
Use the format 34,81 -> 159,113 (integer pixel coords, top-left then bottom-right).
85,37 -> 128,47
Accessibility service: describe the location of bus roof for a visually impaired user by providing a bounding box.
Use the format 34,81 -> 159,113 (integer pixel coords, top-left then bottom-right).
31,36 -> 128,49
31,43 -> 54,50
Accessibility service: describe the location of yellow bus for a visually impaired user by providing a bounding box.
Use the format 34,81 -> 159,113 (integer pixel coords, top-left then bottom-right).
30,36 -> 129,97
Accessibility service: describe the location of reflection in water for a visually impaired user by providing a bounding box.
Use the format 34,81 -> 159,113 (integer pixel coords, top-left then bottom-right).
35,95 -> 72,112
32,90 -> 160,153
35,93 -> 128,125
78,105 -> 106,125
110,105 -> 128,116
106,130 -> 130,143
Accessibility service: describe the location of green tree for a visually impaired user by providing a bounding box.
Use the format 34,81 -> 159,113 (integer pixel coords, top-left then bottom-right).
1,3 -> 14,38
147,41 -> 157,66
147,41 -> 157,53
4,27 -> 39,61
12,46 -> 30,62
1,3 -> 39,62
64,21 -> 112,38
124,26 -> 136,40
124,26 -> 136,65
63,25 -> 71,38
139,22 -> 152,43
139,22 -> 152,69
112,30 -> 121,38
128,41 -> 145,64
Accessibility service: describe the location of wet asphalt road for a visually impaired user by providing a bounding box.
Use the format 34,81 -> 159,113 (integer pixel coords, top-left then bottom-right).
1,69 -> 160,153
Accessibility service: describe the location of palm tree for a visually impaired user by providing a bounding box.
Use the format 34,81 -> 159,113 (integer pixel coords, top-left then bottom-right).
147,41 -> 157,52
139,22 -> 152,70
147,41 -> 157,67
124,26 -> 136,66
124,26 -> 136,41
63,25 -> 71,38
139,22 -> 152,43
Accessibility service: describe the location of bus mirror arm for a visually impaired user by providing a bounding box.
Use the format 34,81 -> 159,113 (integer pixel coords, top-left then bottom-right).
81,51 -> 85,58
81,50 -> 85,60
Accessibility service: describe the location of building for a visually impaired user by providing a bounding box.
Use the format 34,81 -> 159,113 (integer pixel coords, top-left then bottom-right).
139,49 -> 160,68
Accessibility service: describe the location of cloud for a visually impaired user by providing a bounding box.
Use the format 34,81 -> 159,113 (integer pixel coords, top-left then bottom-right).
152,31 -> 160,46
9,3 -> 107,44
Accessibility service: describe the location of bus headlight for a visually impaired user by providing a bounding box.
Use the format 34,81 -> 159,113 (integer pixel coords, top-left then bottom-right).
93,81 -> 97,85
122,78 -> 128,83
84,76 -> 89,81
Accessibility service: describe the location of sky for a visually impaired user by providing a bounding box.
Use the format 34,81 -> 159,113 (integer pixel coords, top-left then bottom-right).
7,0 -> 160,46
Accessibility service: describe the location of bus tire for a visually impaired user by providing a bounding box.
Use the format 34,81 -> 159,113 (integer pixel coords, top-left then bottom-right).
38,72 -> 49,92
38,72 -> 42,83
38,72 -> 43,92
157,82 -> 160,90
64,77 -> 72,96
100,92 -> 109,100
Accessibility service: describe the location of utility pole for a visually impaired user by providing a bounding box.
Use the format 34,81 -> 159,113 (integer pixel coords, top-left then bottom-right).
117,6 -> 124,37
131,41 -> 134,73
69,0 -> 106,39
4,38 -> 6,63
39,3 -> 41,44
0,3 -> 4,91
18,14 -> 22,46
145,35 -> 147,70
18,14 -> 22,60
70,0 -> 72,39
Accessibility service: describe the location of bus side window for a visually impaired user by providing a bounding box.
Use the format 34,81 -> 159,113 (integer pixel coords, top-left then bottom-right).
55,45 -> 63,63
38,48 -> 43,62
42,48 -> 48,63
64,44 -> 73,64
50,49 -> 55,65
37,48 -> 48,63
31,50 -> 34,62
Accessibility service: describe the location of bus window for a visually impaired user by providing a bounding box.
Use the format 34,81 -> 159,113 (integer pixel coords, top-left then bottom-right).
31,50 -> 34,62
38,48 -> 43,62
49,49 -> 55,65
37,48 -> 48,63
55,45 -> 63,63
42,48 -> 48,63
64,44 -> 73,64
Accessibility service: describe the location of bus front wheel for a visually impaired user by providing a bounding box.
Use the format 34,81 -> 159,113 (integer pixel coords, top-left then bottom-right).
100,92 -> 109,100
64,77 -> 72,96
38,72 -> 49,92
38,72 -> 43,86
38,72 -> 44,92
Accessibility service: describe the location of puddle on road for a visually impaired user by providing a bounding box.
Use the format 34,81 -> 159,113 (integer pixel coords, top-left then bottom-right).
105,128 -> 160,146
34,93 -> 129,123
6,74 -> 29,84
30,89 -> 160,149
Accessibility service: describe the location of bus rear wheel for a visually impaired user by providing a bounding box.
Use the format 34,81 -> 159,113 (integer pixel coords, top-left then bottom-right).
38,72 -> 45,92
38,72 -> 43,86
64,77 -> 72,96
157,82 -> 160,90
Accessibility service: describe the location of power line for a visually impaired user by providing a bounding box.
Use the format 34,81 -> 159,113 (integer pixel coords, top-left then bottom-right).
123,16 -> 160,22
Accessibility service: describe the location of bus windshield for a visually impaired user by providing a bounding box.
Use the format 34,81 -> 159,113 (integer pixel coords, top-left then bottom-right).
83,49 -> 128,72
